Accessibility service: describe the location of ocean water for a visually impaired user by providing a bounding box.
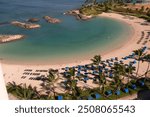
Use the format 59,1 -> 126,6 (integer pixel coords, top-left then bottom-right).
0,0 -> 132,64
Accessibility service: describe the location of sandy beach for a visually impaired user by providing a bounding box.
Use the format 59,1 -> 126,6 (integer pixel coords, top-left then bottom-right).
1,13 -> 150,97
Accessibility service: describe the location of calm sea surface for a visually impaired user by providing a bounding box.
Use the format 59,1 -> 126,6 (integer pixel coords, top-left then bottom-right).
0,0 -> 132,64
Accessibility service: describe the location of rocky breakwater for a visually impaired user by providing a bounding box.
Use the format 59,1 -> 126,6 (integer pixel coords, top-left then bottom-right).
43,16 -> 61,23
11,21 -> 40,29
0,34 -> 25,43
64,10 -> 92,20
27,18 -> 40,23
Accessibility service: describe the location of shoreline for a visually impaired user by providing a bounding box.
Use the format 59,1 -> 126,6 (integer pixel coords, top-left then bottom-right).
0,13 -> 145,67
0,14 -> 134,65
1,13 -> 150,98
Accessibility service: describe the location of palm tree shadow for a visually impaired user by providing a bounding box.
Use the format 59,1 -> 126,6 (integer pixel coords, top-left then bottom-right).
137,90 -> 150,100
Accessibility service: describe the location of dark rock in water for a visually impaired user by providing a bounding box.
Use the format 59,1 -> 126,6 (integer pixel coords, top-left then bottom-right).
11,21 -> 40,29
43,16 -> 61,23
0,34 -> 25,44
27,18 -> 40,23
0,22 -> 10,25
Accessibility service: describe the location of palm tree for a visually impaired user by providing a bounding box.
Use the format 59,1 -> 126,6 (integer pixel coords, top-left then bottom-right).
125,65 -> 136,83
69,67 -> 76,80
110,72 -> 122,97
64,68 -> 79,99
7,82 -> 39,100
98,72 -> 107,94
112,63 -> 126,80
41,70 -> 59,99
111,64 -> 125,94
133,48 -> 146,77
91,55 -> 102,65
7,81 -> 18,93
47,70 -> 55,82
143,54 -> 150,78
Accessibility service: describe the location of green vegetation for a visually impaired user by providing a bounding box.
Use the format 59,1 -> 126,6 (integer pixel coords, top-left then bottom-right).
79,5 -> 103,16
6,47 -> 150,100
7,82 -> 40,100
79,0 -> 150,22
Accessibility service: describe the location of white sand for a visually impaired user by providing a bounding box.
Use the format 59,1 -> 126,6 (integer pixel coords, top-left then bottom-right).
0,63 -> 8,100
1,13 -> 150,98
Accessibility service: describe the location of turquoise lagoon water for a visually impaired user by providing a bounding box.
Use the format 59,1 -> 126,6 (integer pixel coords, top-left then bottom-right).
0,0 -> 132,64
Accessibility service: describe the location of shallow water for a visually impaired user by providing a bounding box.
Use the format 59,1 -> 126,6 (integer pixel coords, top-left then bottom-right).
0,0 -> 132,64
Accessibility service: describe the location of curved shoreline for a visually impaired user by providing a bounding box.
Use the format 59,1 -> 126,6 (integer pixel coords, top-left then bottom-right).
1,13 -> 150,92
1,13 -> 146,67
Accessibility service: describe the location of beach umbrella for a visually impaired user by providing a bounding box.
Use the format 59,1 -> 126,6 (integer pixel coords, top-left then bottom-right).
84,77 -> 89,81
131,84 -> 137,90
57,95 -> 63,100
122,56 -> 128,60
108,63 -> 113,67
98,66 -> 102,70
84,68 -> 87,72
92,93 -> 101,99
120,60 -> 124,64
111,58 -> 114,62
76,72 -> 81,77
91,65 -> 95,70
115,90 -> 121,95
123,88 -> 129,93
105,90 -> 112,96
99,69 -> 103,73
138,80 -> 145,86
109,72 -> 113,78
65,67 -> 69,71
142,46 -> 147,52
133,60 -> 137,64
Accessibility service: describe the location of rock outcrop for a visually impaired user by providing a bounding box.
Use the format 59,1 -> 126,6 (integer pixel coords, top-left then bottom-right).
27,18 -> 40,23
0,34 -> 25,43
11,21 -> 40,29
64,10 -> 93,20
43,16 -> 61,23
